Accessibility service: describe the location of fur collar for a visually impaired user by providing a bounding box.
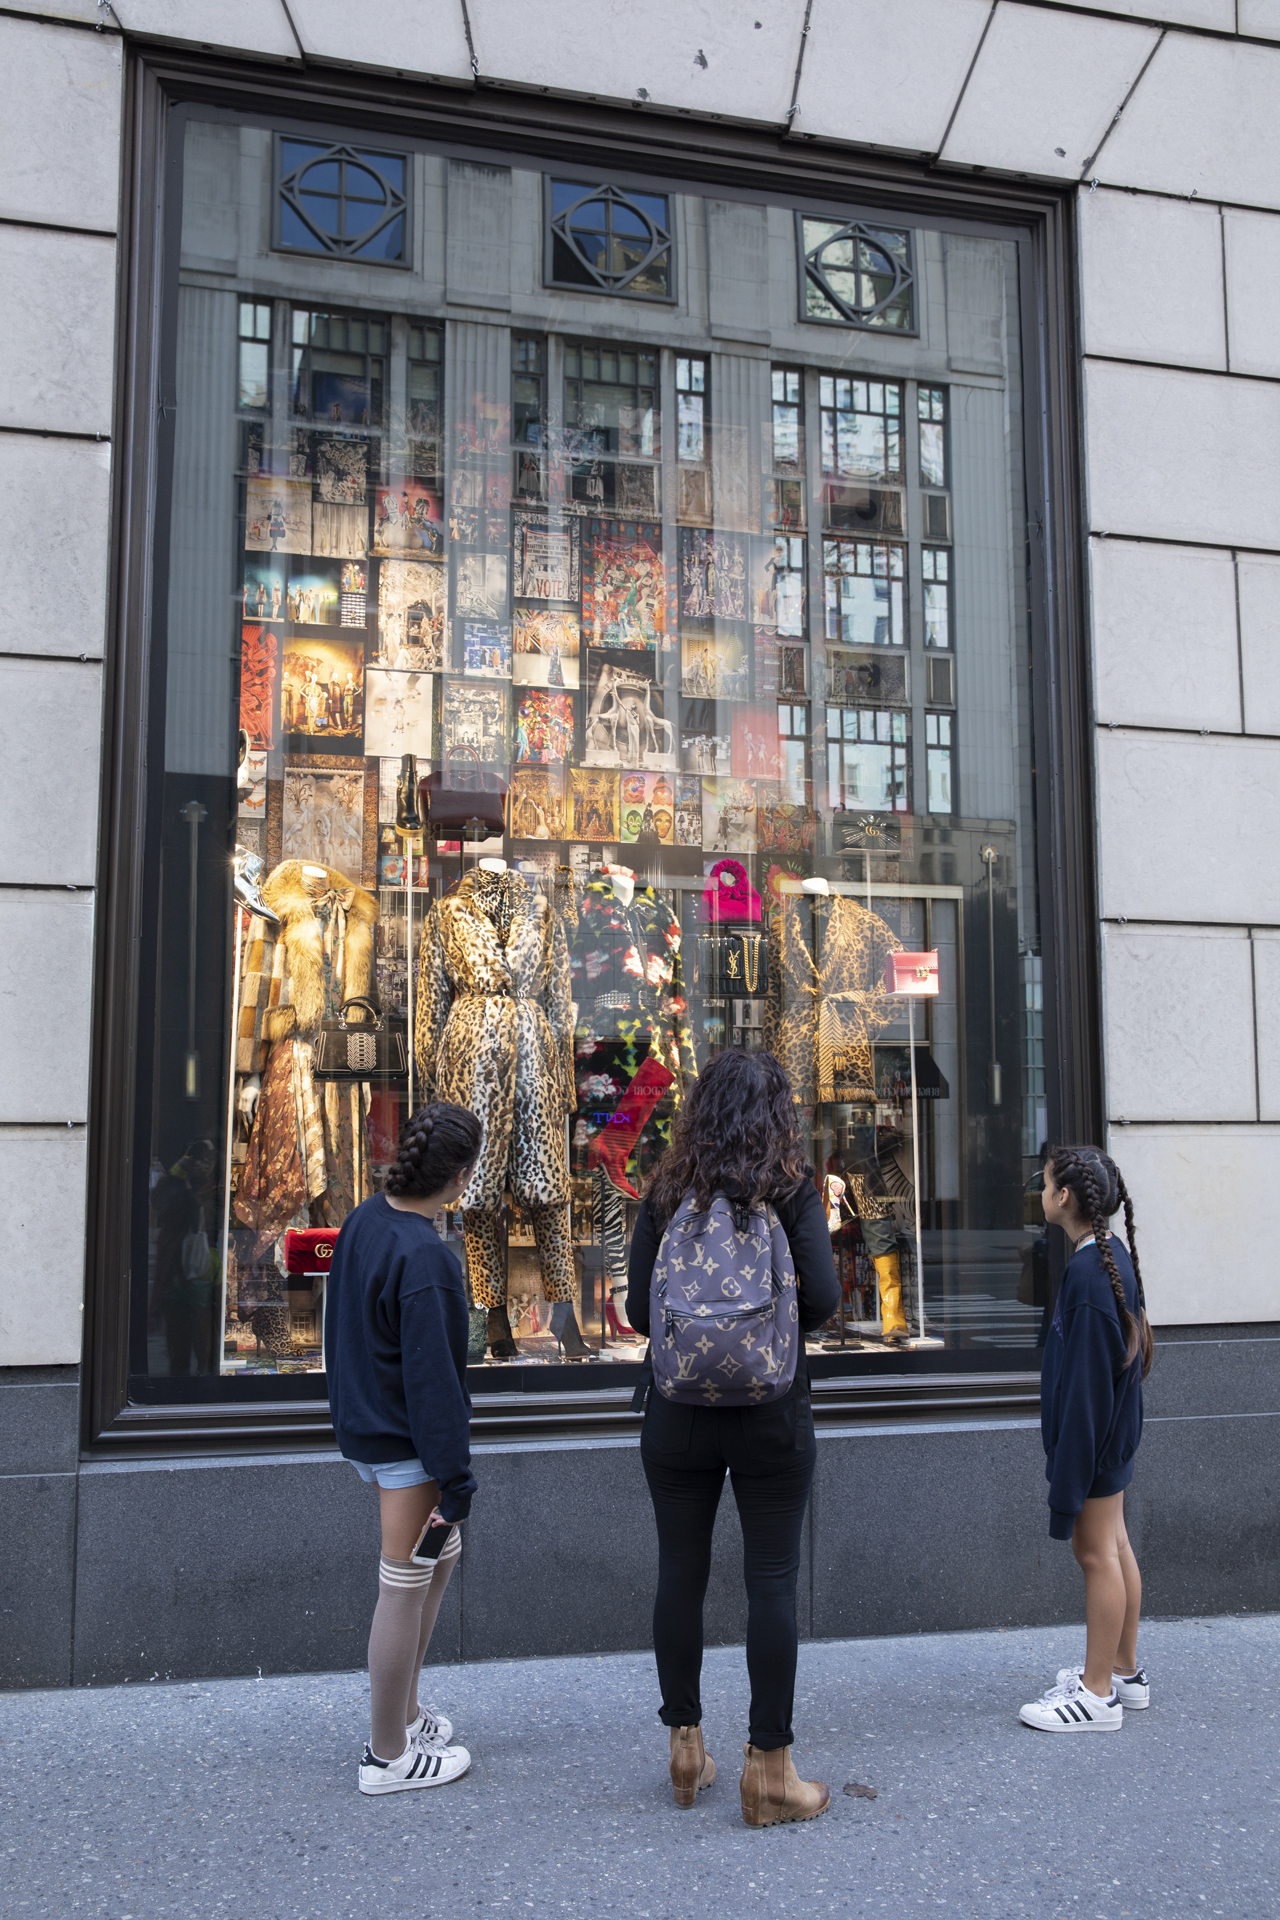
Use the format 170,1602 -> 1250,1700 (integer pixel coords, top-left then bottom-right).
261,861 -> 377,1041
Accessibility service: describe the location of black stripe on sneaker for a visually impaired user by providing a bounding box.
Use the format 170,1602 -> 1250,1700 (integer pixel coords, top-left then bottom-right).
427,1754 -> 442,1778
1055,1706 -> 1070,1723
407,1753 -> 424,1779
1077,1703 -> 1092,1721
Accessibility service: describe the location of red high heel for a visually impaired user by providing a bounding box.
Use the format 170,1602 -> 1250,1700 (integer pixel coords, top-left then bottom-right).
587,1056 -> 675,1199
604,1299 -> 639,1342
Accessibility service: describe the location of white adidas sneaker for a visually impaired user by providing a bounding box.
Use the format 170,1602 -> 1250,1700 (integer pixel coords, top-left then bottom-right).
1019,1673 -> 1122,1732
358,1730 -> 471,1795
408,1706 -> 454,1745
1056,1664 -> 1149,1710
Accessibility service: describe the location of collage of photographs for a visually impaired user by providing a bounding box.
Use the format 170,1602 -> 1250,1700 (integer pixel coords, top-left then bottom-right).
237,384 -> 835,888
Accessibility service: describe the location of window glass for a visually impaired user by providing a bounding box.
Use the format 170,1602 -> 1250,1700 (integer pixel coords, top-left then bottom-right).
136,122 -> 1046,1406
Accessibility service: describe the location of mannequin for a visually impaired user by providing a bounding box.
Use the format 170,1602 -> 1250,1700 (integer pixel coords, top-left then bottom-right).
416,865 -> 590,1359
570,865 -> 697,1334
764,880 -> 908,1344
231,859 -> 378,1358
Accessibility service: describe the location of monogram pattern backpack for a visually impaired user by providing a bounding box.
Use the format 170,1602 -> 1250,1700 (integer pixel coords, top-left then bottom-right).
649,1191 -> 798,1406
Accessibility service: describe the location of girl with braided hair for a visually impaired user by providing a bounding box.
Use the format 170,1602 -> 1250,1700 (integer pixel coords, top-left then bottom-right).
325,1101 -> 481,1793
1019,1145 -> 1154,1734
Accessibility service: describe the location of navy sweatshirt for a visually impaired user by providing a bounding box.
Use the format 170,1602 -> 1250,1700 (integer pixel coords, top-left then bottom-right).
324,1193 -> 476,1523
1040,1234 -> 1144,1540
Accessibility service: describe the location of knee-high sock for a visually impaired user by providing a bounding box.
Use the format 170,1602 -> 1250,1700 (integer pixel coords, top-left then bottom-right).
367,1555 -> 432,1761
593,1167 -> 630,1296
464,1207 -> 505,1310
531,1199 -> 576,1303
407,1528 -> 462,1721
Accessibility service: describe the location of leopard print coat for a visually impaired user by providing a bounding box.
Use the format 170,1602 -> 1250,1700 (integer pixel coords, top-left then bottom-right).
765,894 -> 903,1104
415,868 -> 574,1211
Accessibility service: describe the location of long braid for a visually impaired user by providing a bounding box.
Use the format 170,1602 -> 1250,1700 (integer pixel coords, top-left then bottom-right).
1115,1169 -> 1154,1378
384,1100 -> 481,1199
1048,1145 -> 1152,1378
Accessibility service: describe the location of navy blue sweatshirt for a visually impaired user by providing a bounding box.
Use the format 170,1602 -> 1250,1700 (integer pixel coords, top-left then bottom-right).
1041,1235 -> 1144,1540
324,1193 -> 476,1523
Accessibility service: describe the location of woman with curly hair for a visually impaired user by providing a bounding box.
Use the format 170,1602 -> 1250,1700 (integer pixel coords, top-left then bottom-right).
325,1101 -> 481,1795
626,1049 -> 840,1825
1019,1144 -> 1154,1735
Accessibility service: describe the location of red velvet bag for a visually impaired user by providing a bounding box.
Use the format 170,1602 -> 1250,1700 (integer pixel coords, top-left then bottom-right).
283,1228 -> 341,1273
700,856 -> 762,925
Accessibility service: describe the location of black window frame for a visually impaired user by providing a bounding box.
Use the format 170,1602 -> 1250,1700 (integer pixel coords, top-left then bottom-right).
543,175 -> 677,304
82,51 -> 1098,1458
272,132 -> 413,270
796,211 -> 918,335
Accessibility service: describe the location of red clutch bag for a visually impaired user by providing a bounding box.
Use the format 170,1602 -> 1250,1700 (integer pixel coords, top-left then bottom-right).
283,1228 -> 341,1273
884,951 -> 940,996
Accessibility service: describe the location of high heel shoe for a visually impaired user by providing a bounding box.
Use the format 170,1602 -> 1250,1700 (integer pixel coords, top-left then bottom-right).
486,1305 -> 520,1360
670,1726 -> 715,1808
604,1298 -> 638,1342
550,1301 -> 596,1359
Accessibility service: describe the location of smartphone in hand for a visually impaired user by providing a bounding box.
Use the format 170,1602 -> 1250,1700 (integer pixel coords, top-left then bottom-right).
410,1516 -> 458,1566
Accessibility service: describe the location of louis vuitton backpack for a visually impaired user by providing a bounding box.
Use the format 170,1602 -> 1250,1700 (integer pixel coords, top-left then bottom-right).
649,1191 -> 799,1406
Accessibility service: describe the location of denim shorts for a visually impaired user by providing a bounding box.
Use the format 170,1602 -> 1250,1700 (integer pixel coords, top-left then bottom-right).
346,1456 -> 432,1490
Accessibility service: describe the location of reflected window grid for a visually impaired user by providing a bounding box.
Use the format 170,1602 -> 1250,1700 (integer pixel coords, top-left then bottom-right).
919,384 -> 948,488
819,376 -> 902,481
676,354 -> 707,464
237,300 -> 271,412
823,536 -> 905,646
826,704 -> 909,812
276,138 -> 408,265
925,711 -> 954,815
547,179 -> 673,301
513,334 -> 547,448
799,216 -> 915,333
922,546 -> 951,650
290,307 -> 386,428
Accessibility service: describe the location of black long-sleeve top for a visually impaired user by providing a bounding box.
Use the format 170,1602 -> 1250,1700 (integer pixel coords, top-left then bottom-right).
324,1193 -> 477,1522
1040,1235 -> 1144,1540
626,1175 -> 840,1400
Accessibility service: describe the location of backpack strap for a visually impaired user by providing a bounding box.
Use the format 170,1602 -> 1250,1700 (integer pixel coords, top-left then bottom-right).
630,1345 -> 653,1413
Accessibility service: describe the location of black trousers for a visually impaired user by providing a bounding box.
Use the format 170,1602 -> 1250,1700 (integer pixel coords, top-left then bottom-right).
641,1394 -> 817,1751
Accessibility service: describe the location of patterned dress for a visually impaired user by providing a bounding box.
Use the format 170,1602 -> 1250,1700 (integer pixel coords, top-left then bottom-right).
568,882 -> 697,1188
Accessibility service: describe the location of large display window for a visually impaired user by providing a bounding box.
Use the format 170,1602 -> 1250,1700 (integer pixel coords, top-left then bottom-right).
112,97 -> 1081,1433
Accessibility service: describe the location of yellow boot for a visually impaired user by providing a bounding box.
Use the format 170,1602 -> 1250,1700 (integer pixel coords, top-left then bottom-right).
873,1250 -> 909,1345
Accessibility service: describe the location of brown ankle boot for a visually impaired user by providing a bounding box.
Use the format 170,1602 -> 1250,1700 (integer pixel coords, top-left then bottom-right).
739,1743 -> 830,1826
669,1725 -> 715,1808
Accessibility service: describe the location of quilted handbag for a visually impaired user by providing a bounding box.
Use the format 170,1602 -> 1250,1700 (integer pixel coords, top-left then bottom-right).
420,745 -> 508,841
697,929 -> 768,998
312,997 -> 408,1081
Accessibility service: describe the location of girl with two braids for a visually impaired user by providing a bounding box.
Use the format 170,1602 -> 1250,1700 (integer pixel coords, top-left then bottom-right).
1019,1145 -> 1154,1735
325,1101 -> 482,1794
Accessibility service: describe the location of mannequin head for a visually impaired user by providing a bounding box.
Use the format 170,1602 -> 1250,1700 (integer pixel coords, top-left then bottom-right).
384,1101 -> 481,1212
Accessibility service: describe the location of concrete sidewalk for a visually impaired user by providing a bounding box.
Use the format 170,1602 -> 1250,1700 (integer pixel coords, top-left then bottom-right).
2,1614 -> 1276,1920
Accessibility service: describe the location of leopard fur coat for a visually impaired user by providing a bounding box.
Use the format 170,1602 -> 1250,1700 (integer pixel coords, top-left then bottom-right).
415,868 -> 575,1211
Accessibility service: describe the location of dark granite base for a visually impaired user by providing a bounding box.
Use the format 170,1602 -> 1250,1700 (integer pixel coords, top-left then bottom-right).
0,1330 -> 1276,1687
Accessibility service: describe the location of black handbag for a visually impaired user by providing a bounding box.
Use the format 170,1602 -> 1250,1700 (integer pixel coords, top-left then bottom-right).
420,745 -> 508,842
697,930 -> 768,998
312,997 -> 408,1082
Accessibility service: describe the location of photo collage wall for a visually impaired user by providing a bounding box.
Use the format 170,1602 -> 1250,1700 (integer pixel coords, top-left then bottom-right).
237,325 -> 820,937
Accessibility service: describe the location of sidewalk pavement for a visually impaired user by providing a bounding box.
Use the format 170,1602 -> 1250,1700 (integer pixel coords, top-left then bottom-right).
2,1613 -> 1276,1920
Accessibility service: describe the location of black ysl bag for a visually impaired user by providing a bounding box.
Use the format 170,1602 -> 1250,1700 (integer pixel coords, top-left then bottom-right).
697,931 -> 768,998
312,997 -> 408,1082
